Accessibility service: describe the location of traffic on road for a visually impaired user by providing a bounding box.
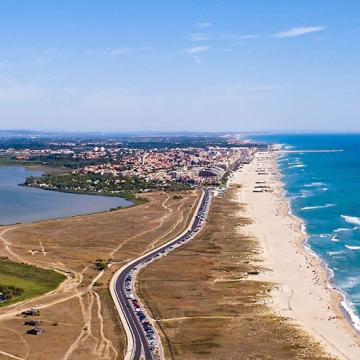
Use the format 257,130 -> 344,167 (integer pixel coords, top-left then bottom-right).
112,189 -> 212,360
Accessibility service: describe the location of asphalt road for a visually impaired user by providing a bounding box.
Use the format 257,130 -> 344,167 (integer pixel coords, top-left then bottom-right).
111,189 -> 212,360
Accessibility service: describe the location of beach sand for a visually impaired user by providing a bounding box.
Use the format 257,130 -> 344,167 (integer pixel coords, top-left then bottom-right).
230,150 -> 360,360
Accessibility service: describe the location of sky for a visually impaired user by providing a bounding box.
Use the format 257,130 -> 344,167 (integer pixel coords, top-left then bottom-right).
0,0 -> 360,132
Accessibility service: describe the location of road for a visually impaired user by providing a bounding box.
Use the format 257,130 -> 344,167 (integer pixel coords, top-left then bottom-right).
110,189 -> 212,360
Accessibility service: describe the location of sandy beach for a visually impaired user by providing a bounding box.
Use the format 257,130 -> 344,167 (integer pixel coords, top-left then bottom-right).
231,150 -> 360,360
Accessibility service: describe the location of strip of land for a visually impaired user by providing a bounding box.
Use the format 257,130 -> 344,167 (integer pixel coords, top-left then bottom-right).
232,151 -> 360,359
138,184 -> 338,359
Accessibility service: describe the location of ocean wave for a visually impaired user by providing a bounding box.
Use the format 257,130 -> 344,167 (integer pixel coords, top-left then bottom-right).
334,227 -> 355,233
288,164 -> 306,169
345,245 -> 360,250
339,275 -> 360,290
304,182 -> 326,188
301,204 -> 335,211
338,277 -> 360,331
300,223 -> 307,234
331,235 -> 340,242
341,215 -> 360,226
300,190 -> 313,198
341,297 -> 360,331
327,251 -> 345,256
284,145 -> 295,150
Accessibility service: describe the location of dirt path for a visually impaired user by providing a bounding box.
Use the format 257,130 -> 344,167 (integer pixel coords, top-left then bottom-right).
0,193 -> 199,360
0,227 -> 25,263
110,194 -> 173,258
0,227 -> 119,360
62,271 -> 118,360
144,196 -> 191,251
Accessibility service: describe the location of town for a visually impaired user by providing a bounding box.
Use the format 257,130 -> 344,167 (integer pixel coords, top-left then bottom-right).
0,134 -> 265,195
24,146 -> 256,194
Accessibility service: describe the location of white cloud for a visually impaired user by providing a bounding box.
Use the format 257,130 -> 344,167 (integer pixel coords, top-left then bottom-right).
274,26 -> 326,38
190,33 -> 209,41
185,45 -> 210,54
190,27 -> 325,43
190,32 -> 259,42
86,46 -> 153,56
193,56 -> 201,64
196,22 -> 212,28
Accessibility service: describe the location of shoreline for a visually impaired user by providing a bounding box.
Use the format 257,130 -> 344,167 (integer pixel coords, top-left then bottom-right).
0,166 -> 135,226
21,183 -> 139,204
231,150 -> 360,360
277,151 -> 360,337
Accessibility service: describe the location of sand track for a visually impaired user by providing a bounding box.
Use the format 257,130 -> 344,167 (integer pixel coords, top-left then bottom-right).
0,192 -> 199,360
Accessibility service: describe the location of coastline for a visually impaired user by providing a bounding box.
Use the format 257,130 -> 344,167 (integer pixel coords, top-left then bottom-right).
0,166 -> 135,226
22,183 -> 140,205
276,151 -> 360,337
231,150 -> 360,360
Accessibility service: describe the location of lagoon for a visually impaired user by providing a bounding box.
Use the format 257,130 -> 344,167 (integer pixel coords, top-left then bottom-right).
0,166 -> 132,225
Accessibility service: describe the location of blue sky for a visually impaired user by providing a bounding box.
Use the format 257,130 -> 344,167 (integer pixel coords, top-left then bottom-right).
0,0 -> 359,132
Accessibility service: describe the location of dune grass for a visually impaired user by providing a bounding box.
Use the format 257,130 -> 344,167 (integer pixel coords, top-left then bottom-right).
0,259 -> 65,306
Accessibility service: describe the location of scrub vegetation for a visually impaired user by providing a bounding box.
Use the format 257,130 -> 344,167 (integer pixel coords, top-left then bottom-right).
138,187 -> 336,360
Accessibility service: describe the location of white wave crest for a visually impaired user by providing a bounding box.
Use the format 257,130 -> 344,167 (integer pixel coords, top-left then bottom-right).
304,182 -> 326,188
301,204 -> 335,211
345,245 -> 360,250
288,164 -> 306,169
327,251 -> 345,256
341,215 -> 360,226
339,275 -> 360,290
334,227 -> 355,233
300,190 -> 313,198
341,298 -> 360,331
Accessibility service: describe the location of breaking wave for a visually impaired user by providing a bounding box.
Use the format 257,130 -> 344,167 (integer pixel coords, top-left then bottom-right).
301,204 -> 335,211
304,182 -> 326,188
341,215 -> 360,226
345,245 -> 360,250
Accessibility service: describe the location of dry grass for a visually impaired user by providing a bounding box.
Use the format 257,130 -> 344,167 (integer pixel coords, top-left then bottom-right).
138,187 -> 336,360
0,191 -> 200,360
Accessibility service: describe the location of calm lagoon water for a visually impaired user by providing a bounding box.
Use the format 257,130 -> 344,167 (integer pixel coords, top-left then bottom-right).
0,166 -> 132,225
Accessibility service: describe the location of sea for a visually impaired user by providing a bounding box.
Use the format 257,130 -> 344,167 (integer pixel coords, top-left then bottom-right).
251,133 -> 360,331
0,166 -> 132,225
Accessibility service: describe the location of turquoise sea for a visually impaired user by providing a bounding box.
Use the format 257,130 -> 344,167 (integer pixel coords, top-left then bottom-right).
0,166 -> 132,225
252,134 -> 360,330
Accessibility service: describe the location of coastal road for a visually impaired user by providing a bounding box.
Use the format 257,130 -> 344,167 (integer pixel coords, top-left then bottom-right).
110,189 -> 212,360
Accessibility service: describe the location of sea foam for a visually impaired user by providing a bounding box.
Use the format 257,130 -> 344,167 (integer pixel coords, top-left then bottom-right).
341,298 -> 360,331
341,215 -> 360,226
334,227 -> 355,233
301,204 -> 335,211
345,245 -> 360,250
327,251 -> 345,256
304,182 -> 326,188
